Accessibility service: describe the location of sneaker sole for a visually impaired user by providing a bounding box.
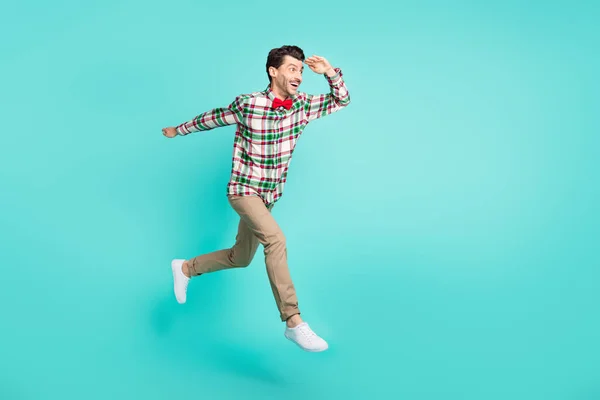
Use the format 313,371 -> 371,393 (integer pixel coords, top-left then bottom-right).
284,332 -> 329,352
171,260 -> 186,304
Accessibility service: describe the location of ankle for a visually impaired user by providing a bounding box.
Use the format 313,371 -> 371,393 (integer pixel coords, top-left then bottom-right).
286,314 -> 303,328
182,261 -> 191,278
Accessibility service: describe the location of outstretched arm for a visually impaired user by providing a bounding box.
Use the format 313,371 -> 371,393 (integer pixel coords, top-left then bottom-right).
162,96 -> 245,138
304,55 -> 351,122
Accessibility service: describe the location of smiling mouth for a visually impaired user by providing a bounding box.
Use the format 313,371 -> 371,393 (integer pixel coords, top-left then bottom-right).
290,81 -> 300,88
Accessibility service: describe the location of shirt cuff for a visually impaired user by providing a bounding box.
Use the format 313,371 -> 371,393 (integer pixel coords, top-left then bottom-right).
325,68 -> 342,85
175,125 -> 188,136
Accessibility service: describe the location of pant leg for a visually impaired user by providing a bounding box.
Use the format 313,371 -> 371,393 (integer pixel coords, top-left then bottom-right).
187,214 -> 261,275
228,195 -> 300,321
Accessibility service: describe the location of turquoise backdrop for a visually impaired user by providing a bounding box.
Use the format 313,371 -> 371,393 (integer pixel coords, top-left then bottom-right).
1,0 -> 599,399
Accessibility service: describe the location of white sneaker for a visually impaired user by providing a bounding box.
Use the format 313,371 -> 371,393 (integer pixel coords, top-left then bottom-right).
284,322 -> 329,352
171,259 -> 190,304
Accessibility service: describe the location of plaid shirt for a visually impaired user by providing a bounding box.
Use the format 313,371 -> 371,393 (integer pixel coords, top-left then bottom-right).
176,68 -> 350,206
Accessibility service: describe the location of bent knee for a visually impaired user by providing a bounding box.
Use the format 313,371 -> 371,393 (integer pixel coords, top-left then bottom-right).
232,259 -> 252,268
265,232 -> 286,249
228,250 -> 254,268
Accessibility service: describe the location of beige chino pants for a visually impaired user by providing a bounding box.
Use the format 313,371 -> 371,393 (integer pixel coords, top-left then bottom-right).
187,194 -> 300,321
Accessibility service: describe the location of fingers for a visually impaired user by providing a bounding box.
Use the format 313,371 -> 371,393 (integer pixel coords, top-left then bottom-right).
305,55 -> 322,64
305,55 -> 328,70
162,127 -> 175,137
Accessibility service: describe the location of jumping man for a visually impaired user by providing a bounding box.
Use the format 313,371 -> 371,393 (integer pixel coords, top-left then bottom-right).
162,45 -> 350,352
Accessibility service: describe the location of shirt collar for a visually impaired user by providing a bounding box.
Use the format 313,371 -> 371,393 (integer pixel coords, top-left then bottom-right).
265,85 -> 300,109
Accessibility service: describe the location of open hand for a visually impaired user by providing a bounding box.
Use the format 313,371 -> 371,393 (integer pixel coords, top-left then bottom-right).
162,127 -> 177,138
305,55 -> 334,75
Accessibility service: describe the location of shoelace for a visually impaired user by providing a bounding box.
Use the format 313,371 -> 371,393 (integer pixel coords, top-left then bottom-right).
298,324 -> 317,343
180,270 -> 190,291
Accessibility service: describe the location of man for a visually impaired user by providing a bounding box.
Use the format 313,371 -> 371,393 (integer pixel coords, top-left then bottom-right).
162,45 -> 350,352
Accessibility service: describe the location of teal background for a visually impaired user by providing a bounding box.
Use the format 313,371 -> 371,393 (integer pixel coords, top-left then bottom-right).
1,0 -> 599,398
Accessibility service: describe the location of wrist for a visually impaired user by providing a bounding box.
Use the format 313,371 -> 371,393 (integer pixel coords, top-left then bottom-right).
324,67 -> 336,77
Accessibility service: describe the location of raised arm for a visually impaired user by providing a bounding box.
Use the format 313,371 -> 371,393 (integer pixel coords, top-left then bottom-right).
162,96 -> 245,138
304,55 -> 350,122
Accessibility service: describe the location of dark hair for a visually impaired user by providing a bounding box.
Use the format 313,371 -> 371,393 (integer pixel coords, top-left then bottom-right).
266,45 -> 305,83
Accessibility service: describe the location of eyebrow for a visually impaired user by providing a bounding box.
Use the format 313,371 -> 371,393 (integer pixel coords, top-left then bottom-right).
288,63 -> 303,70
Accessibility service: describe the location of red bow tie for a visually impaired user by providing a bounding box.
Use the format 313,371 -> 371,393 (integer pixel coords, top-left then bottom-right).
272,98 -> 293,110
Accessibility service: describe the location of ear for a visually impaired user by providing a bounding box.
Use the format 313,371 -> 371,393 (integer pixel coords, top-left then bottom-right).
268,66 -> 277,79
